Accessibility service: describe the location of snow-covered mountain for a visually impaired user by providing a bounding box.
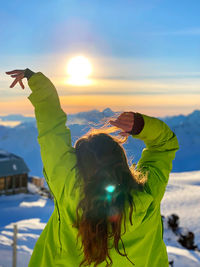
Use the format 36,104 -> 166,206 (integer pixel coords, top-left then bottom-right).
0,171 -> 200,267
0,109 -> 199,177
162,110 -> 200,172
0,108 -> 115,125
67,107 -> 116,124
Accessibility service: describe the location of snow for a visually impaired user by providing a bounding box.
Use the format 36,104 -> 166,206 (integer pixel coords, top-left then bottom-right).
167,246 -> 200,267
20,198 -> 47,208
0,189 -> 54,266
1,231 -> 39,241
0,150 -> 10,156
0,235 -> 12,246
0,249 -> 31,267
161,171 -> 200,246
167,246 -> 199,262
0,171 -> 200,266
27,182 -> 40,194
5,219 -> 46,231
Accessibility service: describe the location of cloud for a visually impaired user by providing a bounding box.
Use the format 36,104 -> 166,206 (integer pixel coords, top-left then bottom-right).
56,77 -> 200,96
0,93 -> 199,117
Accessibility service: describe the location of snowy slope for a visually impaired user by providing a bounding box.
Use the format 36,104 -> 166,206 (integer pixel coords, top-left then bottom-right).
161,171 -> 200,266
0,171 -> 200,267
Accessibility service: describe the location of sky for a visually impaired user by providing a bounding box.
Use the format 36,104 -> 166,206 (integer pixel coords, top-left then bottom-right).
0,0 -> 200,117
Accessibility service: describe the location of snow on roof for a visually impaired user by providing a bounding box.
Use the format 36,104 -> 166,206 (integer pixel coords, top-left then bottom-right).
0,149 -> 30,177
0,150 -> 10,157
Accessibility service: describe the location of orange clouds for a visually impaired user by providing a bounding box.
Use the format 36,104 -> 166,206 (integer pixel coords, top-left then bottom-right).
0,93 -> 199,117
1,76 -> 200,117
59,94 -> 200,116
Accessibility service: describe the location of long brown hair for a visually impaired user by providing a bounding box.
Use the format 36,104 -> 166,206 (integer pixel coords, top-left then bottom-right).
73,122 -> 147,267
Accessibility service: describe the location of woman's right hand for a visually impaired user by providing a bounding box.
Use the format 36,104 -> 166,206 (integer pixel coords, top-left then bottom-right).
5,69 -> 26,89
109,112 -> 134,137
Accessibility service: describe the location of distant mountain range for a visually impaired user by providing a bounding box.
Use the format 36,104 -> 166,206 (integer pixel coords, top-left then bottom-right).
0,109 -> 199,177
0,108 -> 115,125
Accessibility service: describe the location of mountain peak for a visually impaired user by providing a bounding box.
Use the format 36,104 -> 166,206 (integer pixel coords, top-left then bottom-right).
103,107 -> 112,112
190,109 -> 200,116
102,108 -> 114,116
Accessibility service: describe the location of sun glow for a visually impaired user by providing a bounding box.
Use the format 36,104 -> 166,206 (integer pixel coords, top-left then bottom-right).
66,56 -> 92,86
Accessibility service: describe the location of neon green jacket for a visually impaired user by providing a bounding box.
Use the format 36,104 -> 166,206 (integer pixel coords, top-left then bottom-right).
27,72 -> 179,267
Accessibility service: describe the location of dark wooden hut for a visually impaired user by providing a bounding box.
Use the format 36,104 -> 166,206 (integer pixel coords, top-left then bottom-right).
0,150 -> 30,195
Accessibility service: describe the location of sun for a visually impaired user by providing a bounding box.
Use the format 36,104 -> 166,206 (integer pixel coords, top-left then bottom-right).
66,56 -> 92,86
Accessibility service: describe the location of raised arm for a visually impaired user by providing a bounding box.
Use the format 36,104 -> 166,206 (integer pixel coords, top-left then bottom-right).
6,69 -> 77,200
110,112 -> 179,204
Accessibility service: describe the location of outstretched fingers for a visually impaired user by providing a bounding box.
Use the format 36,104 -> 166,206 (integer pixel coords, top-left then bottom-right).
19,80 -> 25,89
110,119 -> 131,127
6,70 -> 24,75
109,112 -> 134,133
10,78 -> 19,88
6,69 -> 25,89
10,77 -> 23,88
11,74 -> 22,78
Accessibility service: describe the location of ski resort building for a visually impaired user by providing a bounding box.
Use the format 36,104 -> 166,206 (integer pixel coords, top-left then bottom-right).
0,150 -> 30,195
28,176 -> 44,188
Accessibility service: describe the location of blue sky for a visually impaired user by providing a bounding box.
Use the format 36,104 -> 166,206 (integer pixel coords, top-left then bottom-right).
1,0 -> 200,57
0,0 -> 200,116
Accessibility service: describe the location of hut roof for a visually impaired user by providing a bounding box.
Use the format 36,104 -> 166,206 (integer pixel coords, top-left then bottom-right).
0,150 -> 30,178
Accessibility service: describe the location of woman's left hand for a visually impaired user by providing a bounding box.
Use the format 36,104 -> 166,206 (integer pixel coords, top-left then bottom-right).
6,69 -> 26,89
109,111 -> 134,137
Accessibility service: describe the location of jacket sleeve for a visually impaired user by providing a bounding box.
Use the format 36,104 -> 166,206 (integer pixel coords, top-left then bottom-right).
27,72 -> 77,200
131,114 -> 179,204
